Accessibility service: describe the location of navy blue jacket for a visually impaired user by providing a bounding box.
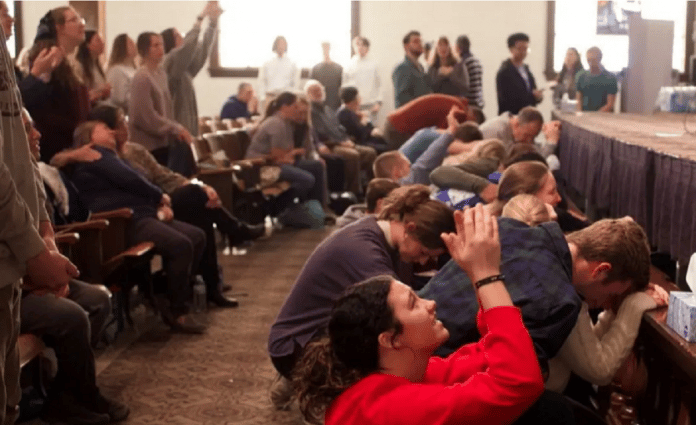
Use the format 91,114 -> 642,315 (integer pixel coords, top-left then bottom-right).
496,58 -> 539,115
70,146 -> 163,221
220,96 -> 251,120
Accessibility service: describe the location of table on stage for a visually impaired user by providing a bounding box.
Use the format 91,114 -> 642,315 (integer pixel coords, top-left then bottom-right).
554,111 -> 696,283
555,110 -> 696,425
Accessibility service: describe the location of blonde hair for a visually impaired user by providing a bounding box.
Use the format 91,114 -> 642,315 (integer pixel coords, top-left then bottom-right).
502,194 -> 551,227
373,151 -> 408,179
471,139 -> 507,165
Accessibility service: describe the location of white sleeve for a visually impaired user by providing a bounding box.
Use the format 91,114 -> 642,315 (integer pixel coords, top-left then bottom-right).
557,293 -> 656,386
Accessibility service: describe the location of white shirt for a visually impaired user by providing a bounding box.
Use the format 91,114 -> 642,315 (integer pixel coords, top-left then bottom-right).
106,64 -> 137,114
257,55 -> 300,99
343,54 -> 382,105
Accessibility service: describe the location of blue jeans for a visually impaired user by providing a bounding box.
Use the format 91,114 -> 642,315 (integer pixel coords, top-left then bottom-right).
279,159 -> 327,205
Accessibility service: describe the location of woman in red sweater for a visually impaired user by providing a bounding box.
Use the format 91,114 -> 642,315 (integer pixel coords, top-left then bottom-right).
294,205 -> 546,425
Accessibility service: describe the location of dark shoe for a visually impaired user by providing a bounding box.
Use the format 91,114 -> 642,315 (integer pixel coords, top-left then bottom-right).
153,295 -> 176,328
42,394 -> 110,425
240,223 -> 266,241
220,283 -> 233,292
170,314 -> 207,334
208,291 -> 239,308
89,394 -> 130,422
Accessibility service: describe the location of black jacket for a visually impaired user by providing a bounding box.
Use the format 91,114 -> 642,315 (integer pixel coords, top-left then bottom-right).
495,58 -> 538,115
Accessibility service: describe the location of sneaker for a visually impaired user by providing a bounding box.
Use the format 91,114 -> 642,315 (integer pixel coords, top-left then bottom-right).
90,393 -> 130,422
42,393 -> 110,425
269,372 -> 294,411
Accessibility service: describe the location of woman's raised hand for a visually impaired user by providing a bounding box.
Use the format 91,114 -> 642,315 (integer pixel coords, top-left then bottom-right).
441,204 -> 501,284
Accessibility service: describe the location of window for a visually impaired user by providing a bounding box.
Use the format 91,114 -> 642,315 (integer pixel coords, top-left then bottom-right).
211,0 -> 356,77
546,0 -> 689,77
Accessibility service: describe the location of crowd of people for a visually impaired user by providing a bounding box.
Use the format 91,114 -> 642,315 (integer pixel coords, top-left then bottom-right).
0,2 -> 657,424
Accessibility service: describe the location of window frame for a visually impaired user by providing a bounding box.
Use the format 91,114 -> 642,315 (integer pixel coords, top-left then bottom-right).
543,0 -> 695,82
207,0 -> 360,78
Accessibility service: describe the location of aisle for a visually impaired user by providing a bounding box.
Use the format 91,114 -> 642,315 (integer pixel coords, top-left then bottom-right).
96,226 -> 334,425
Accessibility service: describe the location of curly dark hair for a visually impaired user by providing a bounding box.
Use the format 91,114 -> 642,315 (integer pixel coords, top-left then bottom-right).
293,276 -> 400,424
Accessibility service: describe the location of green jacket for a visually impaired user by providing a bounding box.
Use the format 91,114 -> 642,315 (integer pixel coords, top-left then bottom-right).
392,56 -> 431,108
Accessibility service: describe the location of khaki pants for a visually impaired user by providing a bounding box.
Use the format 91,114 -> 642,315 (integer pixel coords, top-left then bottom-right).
0,281 -> 21,425
332,145 -> 377,194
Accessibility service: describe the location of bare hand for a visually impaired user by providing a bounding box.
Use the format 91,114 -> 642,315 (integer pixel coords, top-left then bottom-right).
533,89 -> 544,102
371,103 -> 381,113
371,128 -> 383,138
446,105 -> 464,134
441,204 -> 501,283
202,185 -> 221,208
644,283 -> 669,307
71,144 -> 102,163
25,248 -> 79,292
479,183 -> 498,204
178,128 -> 194,145
157,205 -> 174,222
318,145 -> 331,155
30,47 -> 63,78
542,121 -> 561,144
339,140 -> 355,148
439,66 -> 453,76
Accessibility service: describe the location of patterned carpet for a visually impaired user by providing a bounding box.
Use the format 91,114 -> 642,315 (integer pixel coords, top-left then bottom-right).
95,226 -> 334,425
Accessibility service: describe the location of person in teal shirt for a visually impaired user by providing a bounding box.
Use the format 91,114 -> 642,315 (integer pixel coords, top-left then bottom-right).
392,30 -> 432,108
575,46 -> 617,112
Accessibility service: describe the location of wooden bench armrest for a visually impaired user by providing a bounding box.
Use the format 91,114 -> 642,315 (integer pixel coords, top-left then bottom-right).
90,208 -> 133,220
103,242 -> 155,269
55,219 -> 109,233
54,232 -> 80,246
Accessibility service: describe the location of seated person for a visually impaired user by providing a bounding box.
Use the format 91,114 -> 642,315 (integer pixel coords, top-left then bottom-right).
268,185 -> 455,410
87,104 -> 265,308
336,178 -> 400,227
22,108 -> 130,425
480,106 -> 561,159
305,80 -> 376,195
399,121 -> 483,165
220,82 -> 258,120
336,86 -> 388,153
419,212 -> 652,380
70,121 -> 208,334
372,106 -> 464,185
246,92 -> 328,213
383,93 -> 475,150
295,206 -> 574,425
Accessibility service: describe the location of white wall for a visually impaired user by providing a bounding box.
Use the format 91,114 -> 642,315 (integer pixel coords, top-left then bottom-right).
20,1 -> 552,122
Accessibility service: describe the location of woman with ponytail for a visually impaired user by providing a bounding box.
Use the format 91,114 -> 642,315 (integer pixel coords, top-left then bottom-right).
294,205 -> 545,424
268,184 -> 455,409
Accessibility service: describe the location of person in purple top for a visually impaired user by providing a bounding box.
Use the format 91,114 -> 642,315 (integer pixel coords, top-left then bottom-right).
268,185 -> 455,410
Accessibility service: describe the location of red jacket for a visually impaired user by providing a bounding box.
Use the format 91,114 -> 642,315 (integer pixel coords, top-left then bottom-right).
325,307 -> 544,425
387,94 -> 469,136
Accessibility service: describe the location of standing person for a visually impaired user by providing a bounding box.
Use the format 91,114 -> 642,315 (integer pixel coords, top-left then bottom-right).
258,36 -> 300,103
343,36 -> 382,123
0,11 -> 81,423
456,35 -> 484,109
220,82 -> 257,120
106,33 -> 137,114
20,6 -> 90,163
496,32 -> 543,115
575,47 -> 617,112
553,47 -> 583,107
427,36 -> 467,96
310,42 -> 342,112
268,185 -> 455,410
294,206 -> 548,425
392,30 -> 431,108
74,30 -> 111,105
129,31 -> 194,171
161,0 -> 222,136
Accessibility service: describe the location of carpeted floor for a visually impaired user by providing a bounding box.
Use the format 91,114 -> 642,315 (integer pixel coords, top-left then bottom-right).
95,226 -> 334,425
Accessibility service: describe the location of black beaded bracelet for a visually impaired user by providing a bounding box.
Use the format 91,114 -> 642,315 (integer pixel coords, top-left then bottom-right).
474,274 -> 505,289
